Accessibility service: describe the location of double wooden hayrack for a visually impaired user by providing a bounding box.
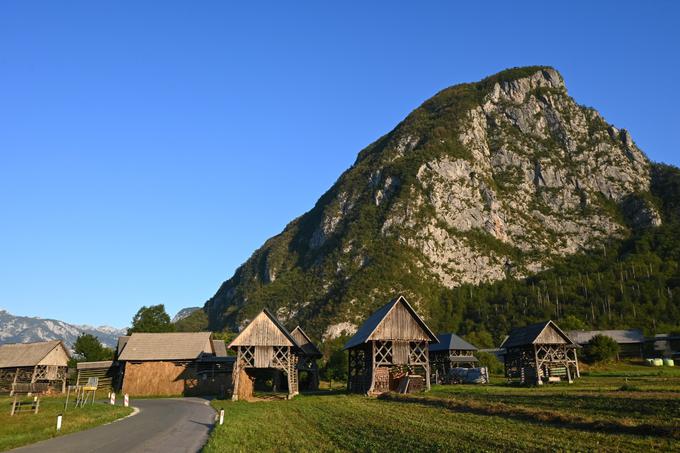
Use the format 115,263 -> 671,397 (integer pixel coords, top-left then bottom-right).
344,295 -> 439,395
229,309 -> 303,401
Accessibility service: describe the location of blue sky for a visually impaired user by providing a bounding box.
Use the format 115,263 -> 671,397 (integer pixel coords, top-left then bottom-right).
1,1 -> 678,328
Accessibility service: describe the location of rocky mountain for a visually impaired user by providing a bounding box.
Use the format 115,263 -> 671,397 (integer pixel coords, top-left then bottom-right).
202,66 -> 672,340
0,309 -> 126,349
172,307 -> 201,323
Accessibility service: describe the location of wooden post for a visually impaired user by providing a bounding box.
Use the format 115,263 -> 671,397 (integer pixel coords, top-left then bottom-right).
533,345 -> 542,385
368,342 -> 376,394
565,346 -> 573,383
10,368 -> 19,396
346,349 -> 352,392
231,347 -> 240,401
424,343 -> 431,391
573,348 -> 580,378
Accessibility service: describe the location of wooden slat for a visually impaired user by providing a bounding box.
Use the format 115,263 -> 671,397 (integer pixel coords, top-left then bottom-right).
230,312 -> 293,347
369,302 -> 430,342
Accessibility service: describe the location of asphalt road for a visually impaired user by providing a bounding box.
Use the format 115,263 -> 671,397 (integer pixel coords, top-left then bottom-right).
12,398 -> 216,453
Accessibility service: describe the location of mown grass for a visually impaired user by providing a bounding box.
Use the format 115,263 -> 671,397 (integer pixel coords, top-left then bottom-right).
206,365 -> 680,452
0,392 -> 132,451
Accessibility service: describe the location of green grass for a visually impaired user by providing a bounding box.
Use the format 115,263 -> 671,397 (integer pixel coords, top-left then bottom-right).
0,392 -> 133,451
206,365 -> 680,452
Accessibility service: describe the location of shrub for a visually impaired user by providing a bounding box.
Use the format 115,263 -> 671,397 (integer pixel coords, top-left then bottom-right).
584,334 -> 619,363
476,351 -> 504,374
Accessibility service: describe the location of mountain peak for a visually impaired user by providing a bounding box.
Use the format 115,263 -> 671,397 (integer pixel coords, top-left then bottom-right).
481,65 -> 563,87
204,66 -> 656,339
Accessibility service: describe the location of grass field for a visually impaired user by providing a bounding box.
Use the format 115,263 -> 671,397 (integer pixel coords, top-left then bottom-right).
206,364 -> 680,452
0,392 -> 133,451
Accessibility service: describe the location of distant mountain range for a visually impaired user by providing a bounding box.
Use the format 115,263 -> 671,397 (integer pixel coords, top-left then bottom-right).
0,309 -> 126,349
171,307 -> 201,323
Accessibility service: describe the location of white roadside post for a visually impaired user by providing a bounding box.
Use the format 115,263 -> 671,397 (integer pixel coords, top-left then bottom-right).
124,394 -> 129,407
110,392 -> 116,405
56,414 -> 63,432
219,409 -> 224,425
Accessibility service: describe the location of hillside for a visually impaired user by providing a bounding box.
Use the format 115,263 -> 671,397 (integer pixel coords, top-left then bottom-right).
200,66 -> 678,341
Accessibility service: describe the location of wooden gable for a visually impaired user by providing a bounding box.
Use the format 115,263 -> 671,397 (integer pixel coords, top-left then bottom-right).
368,298 -> 431,342
229,311 -> 294,347
291,326 -> 322,356
534,321 -> 571,345
37,342 -> 70,367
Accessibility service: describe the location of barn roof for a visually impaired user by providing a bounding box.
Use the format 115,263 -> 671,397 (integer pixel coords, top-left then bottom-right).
429,333 -> 478,352
117,332 -> 213,361
343,295 -> 438,350
291,326 -> 322,357
76,360 -> 114,370
212,339 -> 228,357
0,340 -> 70,368
566,329 -> 644,345
228,309 -> 301,348
501,320 -> 575,349
116,336 -> 130,358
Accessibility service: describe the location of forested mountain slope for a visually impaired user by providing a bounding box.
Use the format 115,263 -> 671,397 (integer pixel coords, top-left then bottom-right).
194,66 -> 678,342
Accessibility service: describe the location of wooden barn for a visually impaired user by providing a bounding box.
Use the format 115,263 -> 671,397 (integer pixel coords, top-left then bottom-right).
291,326 -> 322,390
567,329 -> 645,359
228,309 -> 301,401
344,295 -> 439,395
501,320 -> 580,385
75,361 -> 119,390
429,333 -> 479,383
0,340 -> 70,394
118,332 -> 229,396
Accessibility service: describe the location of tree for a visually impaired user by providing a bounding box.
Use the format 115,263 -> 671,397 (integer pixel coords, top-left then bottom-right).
324,348 -> 348,390
476,351 -> 503,374
584,334 -> 620,363
464,330 -> 495,348
319,335 -> 349,390
73,333 -> 114,362
128,304 -> 174,334
559,315 -> 587,331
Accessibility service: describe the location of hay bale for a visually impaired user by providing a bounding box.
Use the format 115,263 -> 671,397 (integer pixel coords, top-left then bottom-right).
235,368 -> 254,400
122,361 -> 196,396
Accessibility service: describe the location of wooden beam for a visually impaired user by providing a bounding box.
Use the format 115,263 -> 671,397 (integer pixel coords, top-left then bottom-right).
533,344 -> 542,385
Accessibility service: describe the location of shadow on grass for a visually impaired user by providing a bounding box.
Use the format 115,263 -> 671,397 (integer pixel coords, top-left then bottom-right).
379,393 -> 679,440
211,389 -> 348,402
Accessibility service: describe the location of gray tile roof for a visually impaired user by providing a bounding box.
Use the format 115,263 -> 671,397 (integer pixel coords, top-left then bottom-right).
429,333 -> 478,352
566,329 -> 645,345
501,320 -> 575,349
116,336 -> 130,358
212,340 -> 228,357
0,340 -> 69,368
76,360 -> 114,370
117,332 -> 213,361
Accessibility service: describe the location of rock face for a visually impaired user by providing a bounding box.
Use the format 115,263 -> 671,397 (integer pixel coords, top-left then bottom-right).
204,66 -> 658,338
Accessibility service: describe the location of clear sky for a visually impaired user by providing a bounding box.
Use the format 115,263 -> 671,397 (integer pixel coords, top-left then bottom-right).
1,1 -> 678,328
